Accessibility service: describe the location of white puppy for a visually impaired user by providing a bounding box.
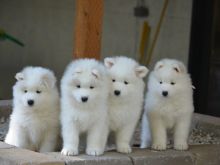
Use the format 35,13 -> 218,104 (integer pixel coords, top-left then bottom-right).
104,56 -> 148,153
142,59 -> 194,151
60,59 -> 109,156
5,66 -> 60,152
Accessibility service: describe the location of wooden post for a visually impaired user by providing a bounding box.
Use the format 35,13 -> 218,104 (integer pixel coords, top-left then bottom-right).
73,0 -> 103,60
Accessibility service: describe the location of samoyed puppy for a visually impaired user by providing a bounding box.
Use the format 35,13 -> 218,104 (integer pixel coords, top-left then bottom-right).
5,66 -> 60,152
60,59 -> 109,156
142,58 -> 194,151
104,56 -> 148,153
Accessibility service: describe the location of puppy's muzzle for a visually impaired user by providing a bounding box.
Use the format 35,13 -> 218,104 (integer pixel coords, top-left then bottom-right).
27,100 -> 34,106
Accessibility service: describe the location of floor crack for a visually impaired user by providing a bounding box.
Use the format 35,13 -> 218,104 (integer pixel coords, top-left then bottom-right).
128,155 -> 135,165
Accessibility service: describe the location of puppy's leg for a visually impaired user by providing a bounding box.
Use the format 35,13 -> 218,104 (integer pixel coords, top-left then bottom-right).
5,125 -> 31,150
140,112 -> 151,148
61,122 -> 79,156
115,124 -> 136,153
174,114 -> 192,150
86,123 -> 108,156
149,112 -> 167,150
39,129 -> 58,152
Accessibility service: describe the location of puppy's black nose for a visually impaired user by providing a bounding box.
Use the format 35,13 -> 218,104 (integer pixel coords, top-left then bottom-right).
81,97 -> 88,102
114,90 -> 121,96
162,91 -> 168,97
27,100 -> 34,106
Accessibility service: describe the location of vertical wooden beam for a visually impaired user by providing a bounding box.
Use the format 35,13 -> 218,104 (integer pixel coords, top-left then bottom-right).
73,0 -> 103,60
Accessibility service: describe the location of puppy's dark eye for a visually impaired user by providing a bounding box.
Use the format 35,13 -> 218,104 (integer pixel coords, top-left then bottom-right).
159,81 -> 163,84
124,81 -> 128,85
36,90 -> 41,94
112,79 -> 115,82
171,82 -> 175,85
76,85 -> 81,88
24,90 -> 27,93
90,86 -> 94,89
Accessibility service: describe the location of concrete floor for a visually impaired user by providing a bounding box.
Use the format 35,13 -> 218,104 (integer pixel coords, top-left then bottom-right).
0,142 -> 220,165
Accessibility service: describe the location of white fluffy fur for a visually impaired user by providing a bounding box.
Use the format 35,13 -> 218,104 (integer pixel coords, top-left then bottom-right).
5,66 -> 60,152
142,58 -> 194,151
104,56 -> 148,153
60,59 -> 109,156
140,110 -> 151,148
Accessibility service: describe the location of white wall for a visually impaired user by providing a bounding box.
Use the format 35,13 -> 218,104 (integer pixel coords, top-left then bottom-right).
0,0 -> 192,99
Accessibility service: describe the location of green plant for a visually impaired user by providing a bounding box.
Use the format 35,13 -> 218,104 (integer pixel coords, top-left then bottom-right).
0,29 -> 24,47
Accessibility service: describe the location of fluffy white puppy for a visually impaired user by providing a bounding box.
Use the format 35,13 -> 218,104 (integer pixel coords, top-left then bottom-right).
5,66 -> 60,152
143,58 -> 194,151
60,59 -> 109,156
104,56 -> 148,153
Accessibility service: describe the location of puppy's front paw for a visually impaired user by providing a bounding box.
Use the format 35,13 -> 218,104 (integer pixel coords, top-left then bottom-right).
174,142 -> 188,151
117,144 -> 132,154
86,148 -> 104,156
61,148 -> 79,156
151,143 -> 166,151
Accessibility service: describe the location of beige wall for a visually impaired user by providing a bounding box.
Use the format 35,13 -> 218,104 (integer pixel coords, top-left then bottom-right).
0,0 -> 192,99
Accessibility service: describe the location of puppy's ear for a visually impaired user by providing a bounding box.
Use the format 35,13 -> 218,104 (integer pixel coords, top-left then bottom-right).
173,62 -> 186,73
135,66 -> 149,78
15,72 -> 24,81
41,72 -> 56,89
92,69 -> 100,79
154,61 -> 164,71
104,58 -> 115,69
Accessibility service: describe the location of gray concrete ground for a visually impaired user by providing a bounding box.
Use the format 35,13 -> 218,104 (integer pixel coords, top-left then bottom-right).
0,141 -> 220,165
